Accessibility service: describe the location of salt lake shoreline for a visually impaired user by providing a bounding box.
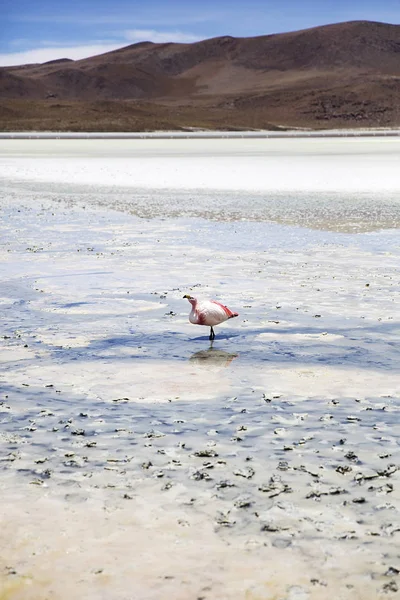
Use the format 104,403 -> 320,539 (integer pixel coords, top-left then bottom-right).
1,128 -> 400,140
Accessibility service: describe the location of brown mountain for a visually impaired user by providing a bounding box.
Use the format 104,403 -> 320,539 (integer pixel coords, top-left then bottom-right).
1,20 -> 400,131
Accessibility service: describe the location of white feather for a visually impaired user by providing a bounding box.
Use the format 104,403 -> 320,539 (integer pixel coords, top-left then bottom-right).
189,300 -> 230,326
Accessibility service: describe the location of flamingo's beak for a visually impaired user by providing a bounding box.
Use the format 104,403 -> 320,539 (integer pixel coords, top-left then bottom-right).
183,294 -> 193,299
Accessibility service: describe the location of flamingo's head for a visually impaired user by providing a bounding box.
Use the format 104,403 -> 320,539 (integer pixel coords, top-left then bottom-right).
183,294 -> 197,306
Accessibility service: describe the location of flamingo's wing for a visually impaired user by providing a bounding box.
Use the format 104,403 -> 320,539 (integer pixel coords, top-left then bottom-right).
211,300 -> 239,319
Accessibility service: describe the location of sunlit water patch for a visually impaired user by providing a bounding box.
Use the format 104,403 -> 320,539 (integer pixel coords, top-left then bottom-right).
1,136 -> 400,232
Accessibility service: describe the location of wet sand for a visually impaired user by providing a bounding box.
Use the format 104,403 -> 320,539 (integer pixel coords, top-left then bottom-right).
1,138 -> 399,599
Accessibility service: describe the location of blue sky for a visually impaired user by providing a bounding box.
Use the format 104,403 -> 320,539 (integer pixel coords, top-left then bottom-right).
1,0 -> 400,66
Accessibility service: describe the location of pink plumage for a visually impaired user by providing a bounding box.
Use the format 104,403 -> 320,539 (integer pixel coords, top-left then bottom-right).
183,295 -> 239,340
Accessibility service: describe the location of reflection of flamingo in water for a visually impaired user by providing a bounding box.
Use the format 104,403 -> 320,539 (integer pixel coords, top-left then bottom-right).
189,347 -> 239,368
183,295 -> 239,340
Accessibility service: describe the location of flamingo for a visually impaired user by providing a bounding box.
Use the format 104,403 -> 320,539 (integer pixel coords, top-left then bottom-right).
183,295 -> 239,340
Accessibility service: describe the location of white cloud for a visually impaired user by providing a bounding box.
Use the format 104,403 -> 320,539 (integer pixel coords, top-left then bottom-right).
0,44 -> 124,66
123,29 -> 200,43
0,30 -> 201,66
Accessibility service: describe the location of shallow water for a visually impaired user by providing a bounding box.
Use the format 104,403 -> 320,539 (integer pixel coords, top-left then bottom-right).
1,137 -> 400,232
1,138 -> 400,599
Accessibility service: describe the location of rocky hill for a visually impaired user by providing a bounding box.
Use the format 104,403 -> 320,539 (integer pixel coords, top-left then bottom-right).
1,20 -> 400,131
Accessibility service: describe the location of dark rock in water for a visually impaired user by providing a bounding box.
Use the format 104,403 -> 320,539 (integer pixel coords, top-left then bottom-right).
71,428 -> 85,436
233,467 -> 255,479
215,512 -> 236,527
306,490 -> 328,499
144,429 -> 165,438
310,578 -> 328,587
192,449 -> 219,458
261,522 -> 290,532
234,495 -> 253,509
344,451 -> 359,461
368,483 -> 394,494
216,480 -> 236,489
336,465 -> 352,474
37,469 -> 52,479
382,581 -> 398,593
329,486 -> 347,495
258,479 -> 292,497
191,469 -> 212,481
385,567 -> 400,577
377,465 -> 397,478
352,496 -> 366,503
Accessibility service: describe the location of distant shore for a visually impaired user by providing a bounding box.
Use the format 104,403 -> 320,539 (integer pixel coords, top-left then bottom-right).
1,128 -> 400,140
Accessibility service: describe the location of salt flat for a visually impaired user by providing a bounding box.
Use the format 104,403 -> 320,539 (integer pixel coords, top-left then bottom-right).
0,137 -> 399,600
1,137 -> 400,232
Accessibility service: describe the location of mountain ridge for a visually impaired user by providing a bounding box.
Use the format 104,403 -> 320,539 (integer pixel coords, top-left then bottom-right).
1,20 -> 400,131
